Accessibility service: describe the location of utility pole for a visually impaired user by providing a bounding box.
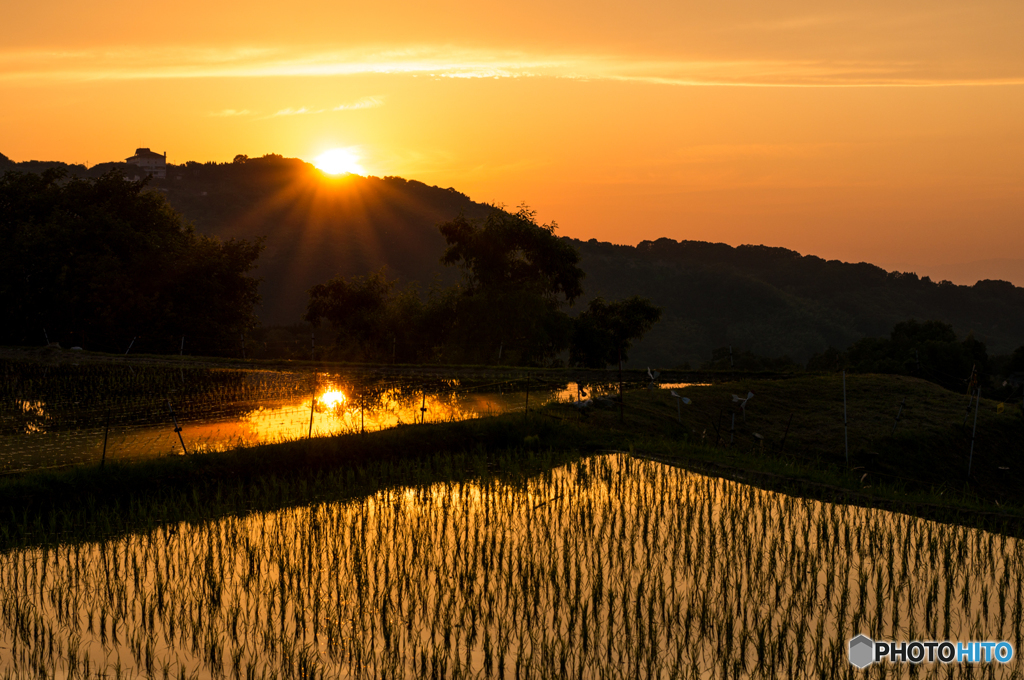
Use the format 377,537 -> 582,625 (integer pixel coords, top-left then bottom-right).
968,387 -> 981,477
892,398 -> 905,435
618,345 -> 624,423
843,371 -> 849,467
167,399 -> 188,455
100,409 -> 110,468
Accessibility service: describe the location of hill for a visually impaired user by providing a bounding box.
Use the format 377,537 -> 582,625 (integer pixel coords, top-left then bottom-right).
576,239 -> 1024,366
154,155 -> 492,324
3,152 -> 1022,366
2,153 -> 490,324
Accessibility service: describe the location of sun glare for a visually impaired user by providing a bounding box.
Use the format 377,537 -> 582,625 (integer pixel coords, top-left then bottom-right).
318,389 -> 347,408
314,148 -> 365,175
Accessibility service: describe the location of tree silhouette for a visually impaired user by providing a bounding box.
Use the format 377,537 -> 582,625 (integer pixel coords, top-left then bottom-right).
437,206 -> 585,365
569,297 -> 662,368
0,169 -> 262,353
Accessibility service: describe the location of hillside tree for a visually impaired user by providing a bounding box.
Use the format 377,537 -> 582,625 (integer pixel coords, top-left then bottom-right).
0,169 -> 263,354
569,296 -> 662,368
438,205 -> 585,365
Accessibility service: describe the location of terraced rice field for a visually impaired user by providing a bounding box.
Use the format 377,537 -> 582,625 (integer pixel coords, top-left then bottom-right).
1,453 -> 1019,678
0,360 -> 622,472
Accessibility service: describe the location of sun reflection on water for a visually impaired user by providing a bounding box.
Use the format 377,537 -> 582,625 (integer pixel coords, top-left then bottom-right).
0,375 -> 658,470
317,389 -> 347,409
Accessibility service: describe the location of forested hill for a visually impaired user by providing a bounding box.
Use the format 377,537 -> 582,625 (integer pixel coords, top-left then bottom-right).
149,155 -> 491,323
575,239 -> 1024,366
3,152 -> 1022,366
1,153 -> 490,324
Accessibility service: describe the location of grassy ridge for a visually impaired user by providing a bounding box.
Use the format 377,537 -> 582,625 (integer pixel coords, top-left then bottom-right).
572,374 -> 1024,526
2,371 -> 1024,551
619,373 -> 1024,496
0,415 -> 594,550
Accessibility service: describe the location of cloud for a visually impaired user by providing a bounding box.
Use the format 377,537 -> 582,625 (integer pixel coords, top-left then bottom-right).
271,107 -> 313,117
261,97 -> 385,119
1,45 -> 1022,88
209,108 -> 251,117
333,96 -> 384,110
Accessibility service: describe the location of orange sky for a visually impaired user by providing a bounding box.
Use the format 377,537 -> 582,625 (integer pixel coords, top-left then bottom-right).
3,0 -> 1023,285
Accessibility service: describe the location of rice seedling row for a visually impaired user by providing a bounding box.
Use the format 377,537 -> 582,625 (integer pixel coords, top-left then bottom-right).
1,453 -> 1019,678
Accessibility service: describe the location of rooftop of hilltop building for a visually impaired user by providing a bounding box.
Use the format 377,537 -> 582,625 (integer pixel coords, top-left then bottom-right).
125,148 -> 167,179
126,148 -> 166,162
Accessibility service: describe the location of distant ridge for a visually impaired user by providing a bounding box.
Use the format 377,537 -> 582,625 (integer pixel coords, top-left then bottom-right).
154,155 -> 492,323
4,153 -> 1022,366
574,238 -> 1024,366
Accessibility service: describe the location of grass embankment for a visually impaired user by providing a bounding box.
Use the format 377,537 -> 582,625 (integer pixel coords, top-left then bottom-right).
575,373 -> 1024,526
622,372 -> 1024,503
0,342 -> 774,385
0,414 -> 608,550
2,371 -> 1023,550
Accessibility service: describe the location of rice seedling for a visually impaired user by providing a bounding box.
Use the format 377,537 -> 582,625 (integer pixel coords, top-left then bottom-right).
0,453 -> 1020,678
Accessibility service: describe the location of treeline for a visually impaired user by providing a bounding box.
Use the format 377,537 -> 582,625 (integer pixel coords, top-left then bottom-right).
159,154 -> 489,324
806,319 -> 1024,397
0,169 -> 262,355
698,319 -> 1024,401
154,157 -> 1024,367
576,238 -> 1024,367
5,152 -> 1023,372
0,167 -> 662,367
2,153 -> 492,325
302,207 -> 660,367
0,152 -> 129,180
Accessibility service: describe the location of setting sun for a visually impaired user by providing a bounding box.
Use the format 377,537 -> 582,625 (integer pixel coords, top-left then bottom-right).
313,148 -> 365,176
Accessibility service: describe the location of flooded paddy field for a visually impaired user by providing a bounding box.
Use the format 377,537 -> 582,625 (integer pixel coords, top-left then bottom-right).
1,453 -> 1020,679
0,359 -> 644,472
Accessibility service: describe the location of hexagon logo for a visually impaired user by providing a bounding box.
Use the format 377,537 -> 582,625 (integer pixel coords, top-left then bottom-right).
848,635 -> 875,669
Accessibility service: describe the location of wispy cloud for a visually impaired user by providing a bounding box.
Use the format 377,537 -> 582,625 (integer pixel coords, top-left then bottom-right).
333,96 -> 384,110
209,108 -> 251,117
262,96 -> 385,119
1,45 -> 1021,88
271,107 -> 313,117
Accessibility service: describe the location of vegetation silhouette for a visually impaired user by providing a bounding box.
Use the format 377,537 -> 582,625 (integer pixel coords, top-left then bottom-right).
436,206 -> 584,365
0,168 -> 262,354
569,296 -> 662,368
305,268 -> 458,364
306,207 -> 659,366
576,239 -> 1024,368
805,318 -> 1024,399
5,152 -> 1024,369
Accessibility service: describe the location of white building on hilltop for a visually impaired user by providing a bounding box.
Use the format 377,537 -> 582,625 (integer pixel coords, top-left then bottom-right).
125,148 -> 167,179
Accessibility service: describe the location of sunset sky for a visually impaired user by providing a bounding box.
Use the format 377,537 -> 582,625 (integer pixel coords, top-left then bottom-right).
3,0 -> 1023,285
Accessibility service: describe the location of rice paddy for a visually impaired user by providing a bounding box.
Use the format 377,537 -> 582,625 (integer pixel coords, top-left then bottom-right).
0,358 -> 627,472
1,453 -> 1020,679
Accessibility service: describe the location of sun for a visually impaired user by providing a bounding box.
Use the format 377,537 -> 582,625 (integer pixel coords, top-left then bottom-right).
314,148 -> 365,175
